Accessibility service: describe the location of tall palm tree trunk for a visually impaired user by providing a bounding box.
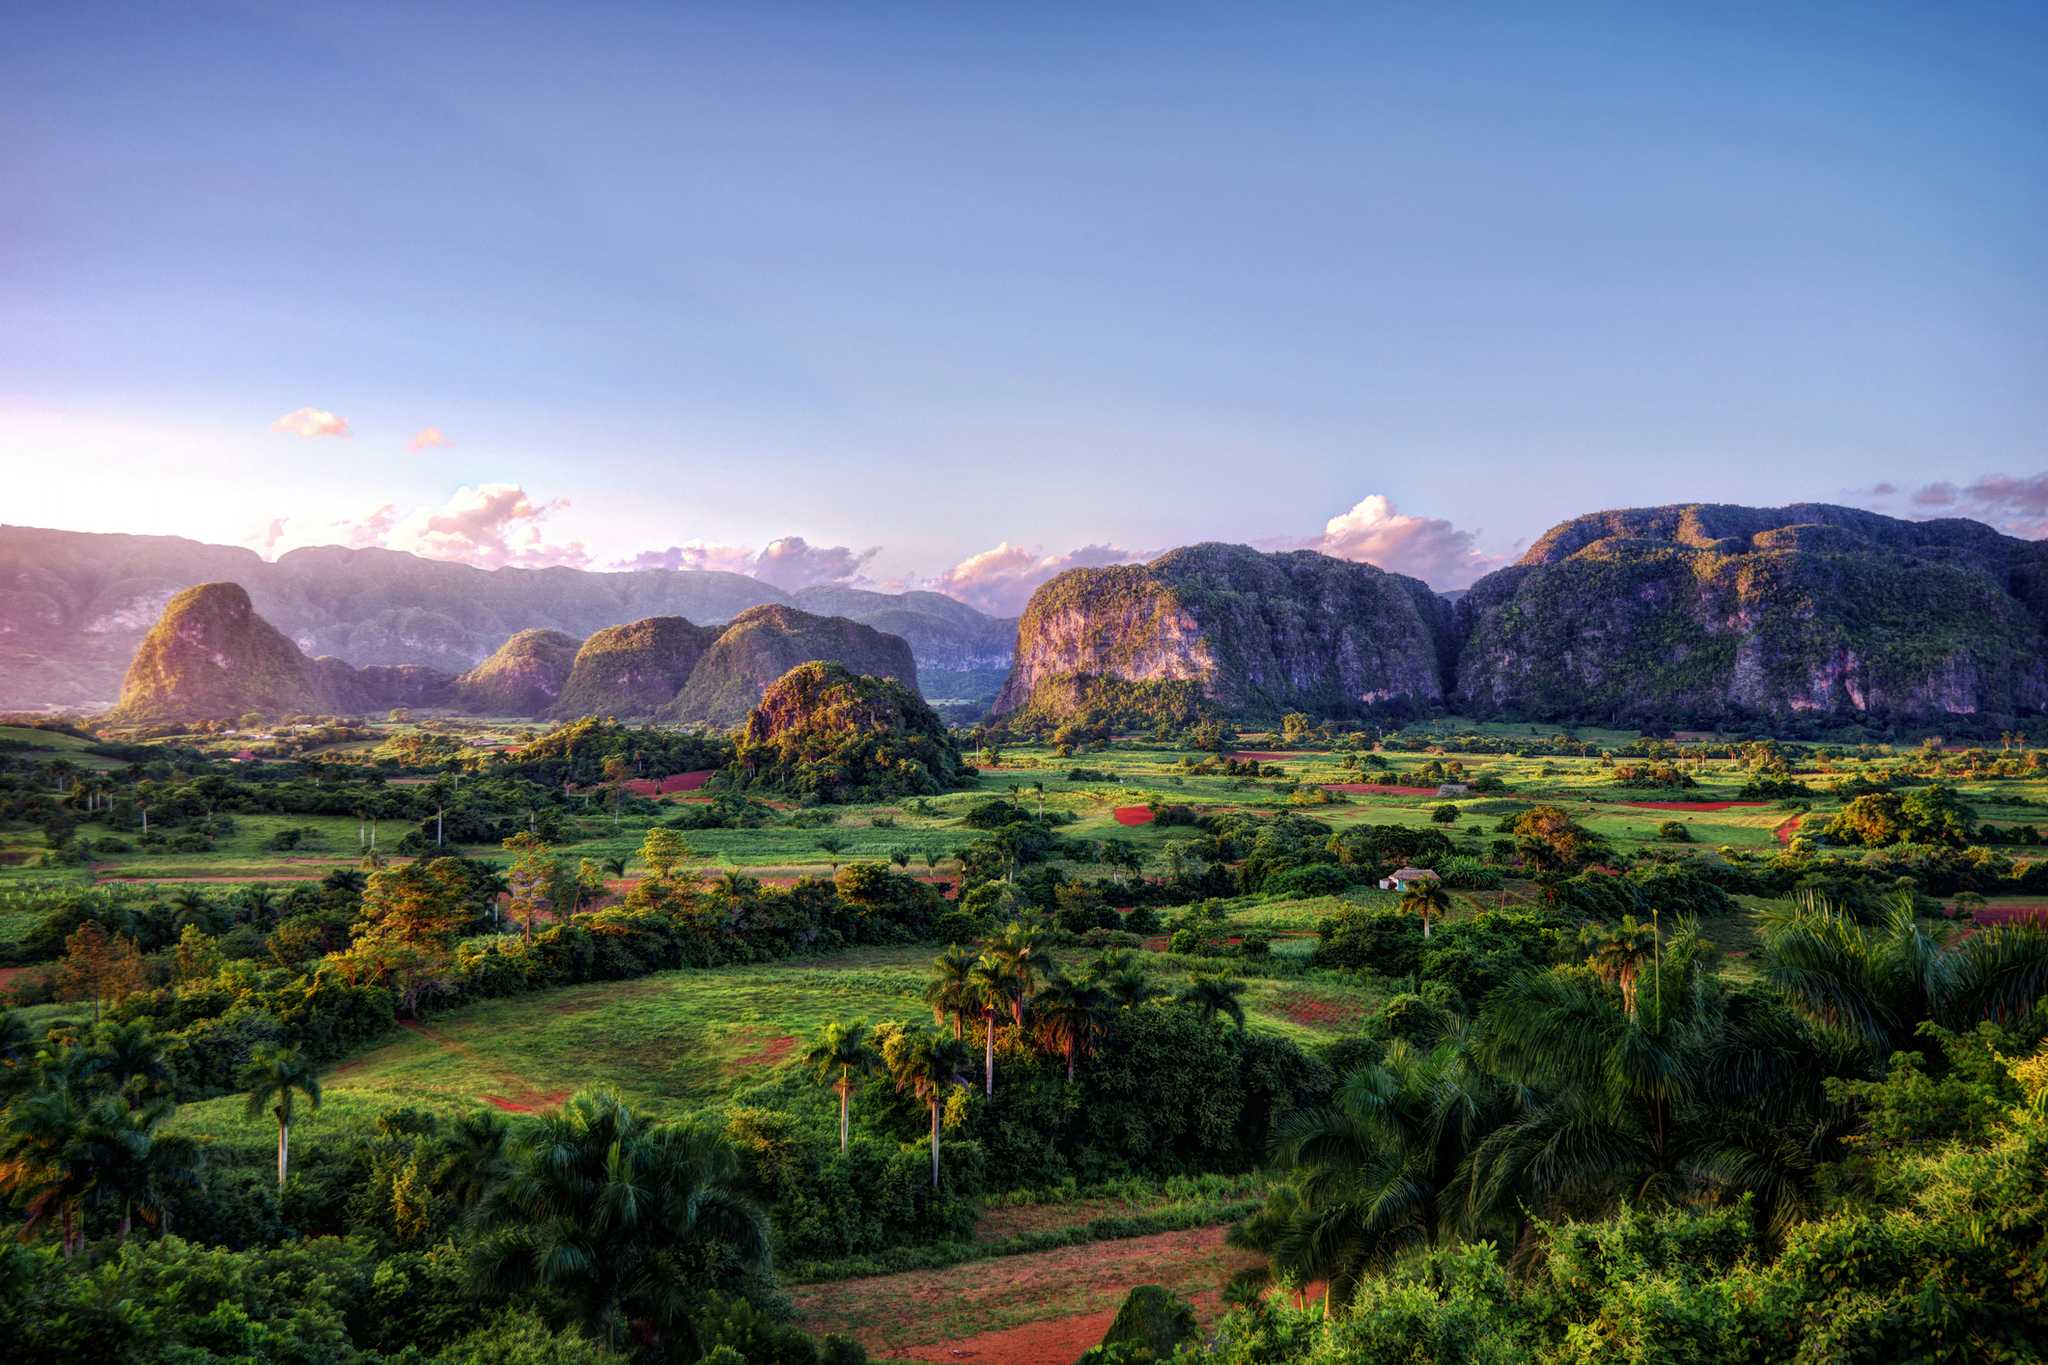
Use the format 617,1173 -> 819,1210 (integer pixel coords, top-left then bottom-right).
277,1117 -> 290,1190
929,1102 -> 941,1188
838,1080 -> 850,1151
984,1013 -> 995,1097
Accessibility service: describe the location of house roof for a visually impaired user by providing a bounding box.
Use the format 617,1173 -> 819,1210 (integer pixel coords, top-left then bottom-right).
1388,866 -> 1439,880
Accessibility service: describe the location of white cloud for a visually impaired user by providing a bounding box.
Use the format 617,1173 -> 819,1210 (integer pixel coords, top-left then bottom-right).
1311,494 -> 1499,588
408,426 -> 453,451
931,541 -> 1142,615
261,485 -> 587,569
270,407 -> 351,438
613,534 -> 876,589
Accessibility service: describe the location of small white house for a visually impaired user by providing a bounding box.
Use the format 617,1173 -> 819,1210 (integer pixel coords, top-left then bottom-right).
1379,866 -> 1440,893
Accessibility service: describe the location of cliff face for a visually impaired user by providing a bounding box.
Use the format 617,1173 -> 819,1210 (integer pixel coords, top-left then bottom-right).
112,583 -> 455,722
0,525 -> 1012,709
453,629 -> 583,716
1455,503 -> 2048,722
549,617 -> 718,719
666,605 -> 919,728
993,543 -> 1454,718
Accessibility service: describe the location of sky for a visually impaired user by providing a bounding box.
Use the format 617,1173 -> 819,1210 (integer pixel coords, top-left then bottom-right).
3,1 -> 2044,614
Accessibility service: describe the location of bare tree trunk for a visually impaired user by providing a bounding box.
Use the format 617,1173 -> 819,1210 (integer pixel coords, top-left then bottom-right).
277,1118 -> 290,1190
839,1082 -> 850,1151
984,1016 -> 994,1097
930,1103 -> 941,1188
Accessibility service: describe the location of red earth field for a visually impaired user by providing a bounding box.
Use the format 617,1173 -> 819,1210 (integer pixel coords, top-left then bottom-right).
623,770 -> 715,797
1112,806 -> 1156,825
790,1224 -> 1256,1365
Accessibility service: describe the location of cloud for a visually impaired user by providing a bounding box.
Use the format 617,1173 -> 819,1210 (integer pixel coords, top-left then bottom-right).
1912,481 -> 1958,508
751,536 -> 878,590
931,541 -> 1143,615
612,535 -> 877,589
271,407 -> 351,438
1858,471 -> 2048,539
408,426 -> 452,451
260,485 -> 587,569
1310,494 -> 1500,588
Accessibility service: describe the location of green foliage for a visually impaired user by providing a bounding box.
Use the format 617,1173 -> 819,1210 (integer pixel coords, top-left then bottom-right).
729,663 -> 966,802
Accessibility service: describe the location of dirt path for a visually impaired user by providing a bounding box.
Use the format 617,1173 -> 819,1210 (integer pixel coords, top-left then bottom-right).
790,1223 -> 1255,1363
394,1020 -> 568,1113
1774,814 -> 1802,844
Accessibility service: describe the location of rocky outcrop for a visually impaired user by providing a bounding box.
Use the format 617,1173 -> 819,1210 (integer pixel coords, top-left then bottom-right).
993,543 -> 1454,719
549,617 -> 718,719
666,605 -> 919,728
453,629 -> 583,716
111,583 -> 456,722
1454,503 -> 2048,723
0,525 -> 1013,709
728,660 -> 965,797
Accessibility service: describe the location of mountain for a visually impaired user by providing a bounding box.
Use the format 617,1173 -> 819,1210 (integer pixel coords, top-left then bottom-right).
993,542 -> 1454,719
791,584 -> 1015,703
452,628 -> 583,716
728,660 -> 965,798
1454,503 -> 2048,723
0,525 -> 1013,710
666,604 -> 919,727
112,583 -> 454,723
549,617 -> 719,719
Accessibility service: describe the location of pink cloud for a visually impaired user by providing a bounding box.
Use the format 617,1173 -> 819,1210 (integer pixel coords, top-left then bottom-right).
1311,494 -> 1500,589
389,484 -> 590,569
615,542 -> 760,575
612,535 -> 876,588
931,541 -> 1142,615
408,426 -> 453,451
270,407 -> 352,438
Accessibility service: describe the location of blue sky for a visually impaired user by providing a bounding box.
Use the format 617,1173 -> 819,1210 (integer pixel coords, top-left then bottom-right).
4,1 -> 2044,611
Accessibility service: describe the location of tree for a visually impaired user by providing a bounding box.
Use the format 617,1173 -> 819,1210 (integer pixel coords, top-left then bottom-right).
1178,971 -> 1247,1031
1087,950 -> 1155,1010
241,1044 -> 321,1191
1034,972 -> 1110,1081
55,921 -> 146,1026
968,953 -> 1007,1097
0,1084 -> 94,1256
1581,916 -> 1660,1021
925,945 -> 977,1040
78,1094 -> 202,1242
1511,804 -> 1603,876
600,755 -> 632,829
887,1031 -> 973,1189
1431,803 -> 1460,825
1400,878 -> 1452,940
1281,712 -> 1313,746
504,832 -> 558,947
639,827 -> 693,883
805,1020 -> 880,1151
468,1091 -> 769,1352
816,832 -> 849,871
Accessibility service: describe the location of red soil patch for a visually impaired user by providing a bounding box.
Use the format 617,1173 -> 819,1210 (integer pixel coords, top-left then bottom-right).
622,770 -> 715,797
1275,990 -> 1365,1029
1971,904 -> 2048,927
1619,800 -> 1767,812
734,1034 -> 798,1067
1774,814 -> 1803,845
1112,806 -> 1156,826
0,966 -> 26,997
1321,782 -> 1437,797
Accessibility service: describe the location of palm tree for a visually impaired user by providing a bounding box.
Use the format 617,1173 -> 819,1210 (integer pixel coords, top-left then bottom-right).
77,1094 -> 202,1241
434,1109 -> 511,1212
600,854 -> 627,880
1400,877 -> 1451,939
1581,915 -> 1660,1021
924,945 -> 977,1040
84,1020 -> 173,1105
968,953 -> 1008,1097
170,887 -> 217,934
1033,972 -> 1110,1081
1087,951 -> 1154,1010
805,1020 -> 880,1151
241,1044 -> 321,1191
1178,971 -> 1247,1031
0,1083 -> 94,1256
235,884 -> 279,926
987,920 -> 1042,1027
889,1032 -> 973,1189
468,1091 -> 770,1352
1763,894 -> 2048,1064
